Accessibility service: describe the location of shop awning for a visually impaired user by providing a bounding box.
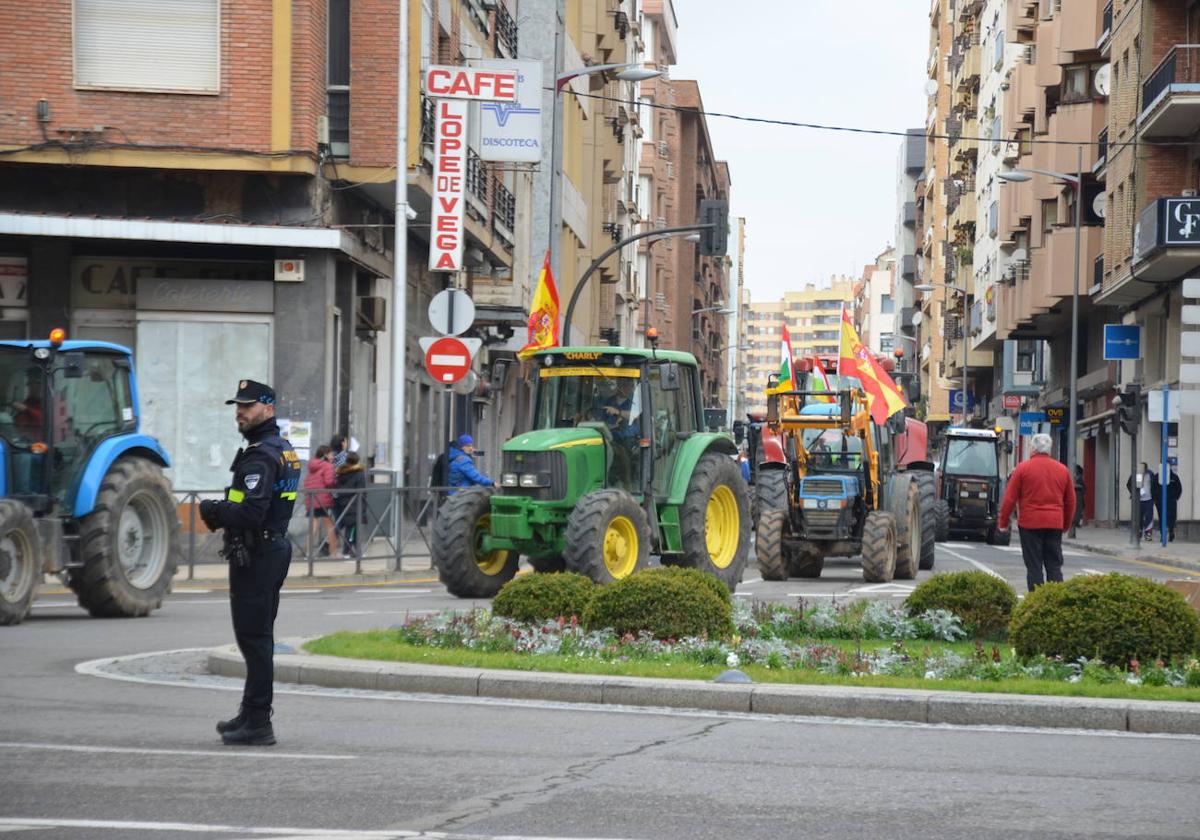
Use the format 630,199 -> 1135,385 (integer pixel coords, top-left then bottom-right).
0,212 -> 391,276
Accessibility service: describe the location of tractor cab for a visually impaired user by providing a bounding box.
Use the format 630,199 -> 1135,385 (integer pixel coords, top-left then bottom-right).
0,336 -> 135,515
934,426 -> 1008,544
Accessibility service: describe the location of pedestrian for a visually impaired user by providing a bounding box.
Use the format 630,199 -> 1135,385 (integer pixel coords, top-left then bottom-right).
304,444 -> 338,556
330,434 -> 349,469
997,433 -> 1075,592
1151,464 -> 1184,542
334,450 -> 366,555
1126,463 -> 1156,540
447,434 -> 494,491
738,446 -> 751,483
199,379 -> 301,746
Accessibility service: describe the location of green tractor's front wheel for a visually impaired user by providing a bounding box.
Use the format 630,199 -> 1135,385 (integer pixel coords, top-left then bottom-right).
564,490 -> 650,585
432,487 -> 518,598
678,453 -> 751,592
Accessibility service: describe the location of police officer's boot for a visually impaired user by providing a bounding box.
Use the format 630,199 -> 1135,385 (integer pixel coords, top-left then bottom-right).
215,706 -> 247,735
221,708 -> 275,746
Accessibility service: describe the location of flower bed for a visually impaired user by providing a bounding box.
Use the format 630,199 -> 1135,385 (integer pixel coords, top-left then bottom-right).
306,598 -> 1200,695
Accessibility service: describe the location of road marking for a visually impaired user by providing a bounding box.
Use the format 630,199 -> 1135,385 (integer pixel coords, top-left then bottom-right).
990,546 -> 1022,553
1078,568 -> 1105,576
740,575 -> 763,585
939,547 -> 1005,579
0,741 -> 354,761
353,588 -> 434,594
0,818 -> 645,839
281,589 -> 324,595
848,583 -> 914,594
325,611 -> 381,616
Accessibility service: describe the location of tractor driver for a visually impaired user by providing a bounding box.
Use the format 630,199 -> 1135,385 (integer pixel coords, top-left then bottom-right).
596,377 -> 641,488
11,377 -> 44,439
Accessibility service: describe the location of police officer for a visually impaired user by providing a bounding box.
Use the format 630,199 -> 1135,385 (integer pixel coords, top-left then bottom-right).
199,380 -> 301,746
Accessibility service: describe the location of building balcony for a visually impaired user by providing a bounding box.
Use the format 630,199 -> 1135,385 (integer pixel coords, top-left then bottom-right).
902,201 -> 917,227
1058,0 -> 1104,55
956,45 -> 981,91
1002,57 -> 1036,135
901,253 -> 917,279
1140,46 -> 1200,139
1040,103 -> 1106,174
1098,196 -> 1200,305
1034,16 -> 1063,89
1009,226 -> 1103,331
1005,0 -> 1036,35
902,129 -> 926,173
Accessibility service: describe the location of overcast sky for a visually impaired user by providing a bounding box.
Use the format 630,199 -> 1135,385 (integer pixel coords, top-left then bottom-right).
672,2 -> 929,303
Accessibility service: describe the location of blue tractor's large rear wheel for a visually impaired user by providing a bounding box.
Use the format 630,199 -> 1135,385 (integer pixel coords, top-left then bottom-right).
69,457 -> 180,618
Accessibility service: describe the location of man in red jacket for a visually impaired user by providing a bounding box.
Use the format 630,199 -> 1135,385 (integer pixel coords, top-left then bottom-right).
998,433 -> 1076,592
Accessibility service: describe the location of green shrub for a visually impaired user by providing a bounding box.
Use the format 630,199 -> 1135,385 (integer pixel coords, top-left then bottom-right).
583,568 -> 733,640
492,572 -> 595,624
641,564 -> 731,604
905,571 -> 1017,638
1008,573 -> 1200,666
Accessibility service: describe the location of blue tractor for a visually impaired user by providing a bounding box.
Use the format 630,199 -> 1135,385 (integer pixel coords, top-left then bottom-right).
0,330 -> 180,625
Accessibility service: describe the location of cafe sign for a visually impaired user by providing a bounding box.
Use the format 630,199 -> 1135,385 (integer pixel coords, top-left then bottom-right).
71,258 -> 270,308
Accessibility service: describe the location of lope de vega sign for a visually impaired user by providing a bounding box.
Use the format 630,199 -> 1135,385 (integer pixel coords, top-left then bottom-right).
424,65 -> 519,273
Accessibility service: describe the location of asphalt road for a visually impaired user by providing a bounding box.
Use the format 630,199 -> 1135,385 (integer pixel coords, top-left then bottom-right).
4,541 -> 1200,839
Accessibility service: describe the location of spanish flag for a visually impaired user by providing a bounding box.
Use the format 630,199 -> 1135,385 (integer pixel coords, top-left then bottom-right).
839,308 -> 907,425
518,251 -> 560,360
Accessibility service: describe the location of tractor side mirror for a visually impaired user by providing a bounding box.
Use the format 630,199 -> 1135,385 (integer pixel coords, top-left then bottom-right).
887,413 -> 907,436
61,351 -> 85,379
659,362 -> 681,391
840,391 -> 852,425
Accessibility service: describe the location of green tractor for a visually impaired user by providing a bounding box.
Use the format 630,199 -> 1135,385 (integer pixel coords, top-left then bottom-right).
431,346 -> 751,597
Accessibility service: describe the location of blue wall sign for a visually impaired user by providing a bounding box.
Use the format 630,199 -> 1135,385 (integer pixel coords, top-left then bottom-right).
1103,324 -> 1141,360
1019,411 -> 1049,435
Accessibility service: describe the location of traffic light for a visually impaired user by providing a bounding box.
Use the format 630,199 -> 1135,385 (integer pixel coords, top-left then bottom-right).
698,199 -> 728,256
1117,385 -> 1140,436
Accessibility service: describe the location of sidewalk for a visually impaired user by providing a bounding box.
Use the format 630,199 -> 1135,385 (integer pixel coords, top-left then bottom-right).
1066,525 -> 1200,573
173,550 -> 438,589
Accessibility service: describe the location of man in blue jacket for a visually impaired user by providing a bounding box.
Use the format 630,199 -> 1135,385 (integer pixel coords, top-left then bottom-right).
448,434 -> 494,491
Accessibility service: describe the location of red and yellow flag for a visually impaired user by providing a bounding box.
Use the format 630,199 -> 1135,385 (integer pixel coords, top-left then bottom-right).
839,309 -> 907,425
518,251 -> 560,360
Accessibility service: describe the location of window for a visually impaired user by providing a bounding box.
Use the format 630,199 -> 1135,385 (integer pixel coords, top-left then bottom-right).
880,295 -> 895,314
988,201 -> 999,237
327,0 -> 351,157
640,97 -> 653,143
1062,65 -> 1091,103
993,30 -> 1005,69
880,333 -> 895,353
1042,199 -> 1059,231
74,0 -> 220,93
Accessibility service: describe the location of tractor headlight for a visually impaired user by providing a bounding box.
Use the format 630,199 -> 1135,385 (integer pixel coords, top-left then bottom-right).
33,348 -> 51,360
960,490 -> 971,498
519,472 -> 550,488
501,472 -> 519,487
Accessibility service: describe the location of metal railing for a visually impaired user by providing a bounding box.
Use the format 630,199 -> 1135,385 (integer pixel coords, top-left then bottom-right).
495,1 -> 518,57
466,149 -> 488,204
1097,127 -> 1108,165
1102,2 -> 1113,41
174,484 -> 455,579
1142,45 -> 1200,111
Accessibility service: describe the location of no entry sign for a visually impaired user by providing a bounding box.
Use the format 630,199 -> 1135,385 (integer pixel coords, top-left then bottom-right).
423,336 -> 474,384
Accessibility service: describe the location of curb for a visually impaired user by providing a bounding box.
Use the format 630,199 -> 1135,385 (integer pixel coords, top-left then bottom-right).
1065,540 -> 1200,571
206,643 -> 1200,737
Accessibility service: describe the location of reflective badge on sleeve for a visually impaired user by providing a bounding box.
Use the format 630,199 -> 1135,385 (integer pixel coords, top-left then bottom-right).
244,474 -> 261,490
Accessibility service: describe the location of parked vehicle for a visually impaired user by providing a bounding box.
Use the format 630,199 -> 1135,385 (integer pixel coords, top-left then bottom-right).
0,330 -> 180,625
432,344 -> 751,597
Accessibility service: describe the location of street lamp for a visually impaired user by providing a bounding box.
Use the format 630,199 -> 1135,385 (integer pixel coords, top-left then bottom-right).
549,62 -> 662,284
692,305 -> 736,316
915,281 -> 969,425
997,147 -> 1084,535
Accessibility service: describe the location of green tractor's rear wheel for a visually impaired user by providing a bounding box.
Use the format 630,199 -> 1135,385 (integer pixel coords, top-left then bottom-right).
886,474 -> 921,580
861,509 -> 897,583
432,487 -> 519,598
563,490 -> 650,585
70,458 -> 180,618
678,453 -> 751,592
755,508 -> 788,581
915,472 -> 937,570
0,500 -> 41,626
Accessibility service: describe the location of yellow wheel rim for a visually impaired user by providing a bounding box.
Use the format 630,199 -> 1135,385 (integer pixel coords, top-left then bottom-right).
603,515 -> 639,579
705,485 -> 740,569
474,514 -> 509,575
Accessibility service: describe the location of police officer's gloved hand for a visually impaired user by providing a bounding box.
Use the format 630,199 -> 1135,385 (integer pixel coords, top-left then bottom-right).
199,500 -> 220,530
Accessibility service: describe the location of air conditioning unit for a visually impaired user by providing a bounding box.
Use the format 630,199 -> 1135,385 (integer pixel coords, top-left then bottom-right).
357,296 -> 387,331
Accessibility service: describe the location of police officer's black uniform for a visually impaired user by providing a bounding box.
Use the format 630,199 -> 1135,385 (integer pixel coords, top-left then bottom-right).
200,380 -> 301,746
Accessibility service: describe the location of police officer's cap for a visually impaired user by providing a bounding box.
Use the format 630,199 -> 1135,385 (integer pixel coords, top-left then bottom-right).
225,379 -> 276,406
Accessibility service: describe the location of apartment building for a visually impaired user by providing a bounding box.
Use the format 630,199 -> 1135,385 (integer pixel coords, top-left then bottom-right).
635,0 -> 731,406
919,0 -> 957,424
1093,0 -> 1200,536
856,248 -> 899,357
895,128 -> 925,364
743,279 -> 855,417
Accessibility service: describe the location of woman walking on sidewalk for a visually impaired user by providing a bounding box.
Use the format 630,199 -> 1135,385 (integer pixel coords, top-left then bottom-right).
997,433 -> 1075,592
304,445 -> 338,557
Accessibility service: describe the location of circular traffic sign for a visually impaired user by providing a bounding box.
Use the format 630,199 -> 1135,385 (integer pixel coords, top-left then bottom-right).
424,336 -> 472,384
428,289 -> 475,336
